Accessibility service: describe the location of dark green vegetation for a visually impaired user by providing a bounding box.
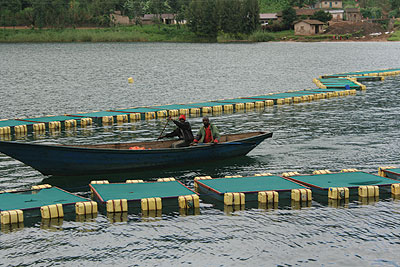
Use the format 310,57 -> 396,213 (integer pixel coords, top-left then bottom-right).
1,0 -> 400,42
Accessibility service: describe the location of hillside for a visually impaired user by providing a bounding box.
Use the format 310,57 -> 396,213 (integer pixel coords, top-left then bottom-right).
259,0 -> 392,13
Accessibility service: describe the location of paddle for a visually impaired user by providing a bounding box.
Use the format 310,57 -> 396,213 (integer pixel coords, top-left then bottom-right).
157,118 -> 170,140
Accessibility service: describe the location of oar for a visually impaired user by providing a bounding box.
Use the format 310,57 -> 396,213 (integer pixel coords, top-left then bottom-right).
157,118 -> 170,140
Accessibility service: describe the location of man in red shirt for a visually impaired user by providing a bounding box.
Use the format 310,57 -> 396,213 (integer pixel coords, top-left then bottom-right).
193,117 -> 220,144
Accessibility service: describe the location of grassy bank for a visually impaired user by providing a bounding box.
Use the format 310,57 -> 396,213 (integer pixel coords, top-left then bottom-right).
0,25 -> 397,43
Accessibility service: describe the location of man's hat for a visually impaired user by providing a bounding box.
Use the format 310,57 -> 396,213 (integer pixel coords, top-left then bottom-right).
179,114 -> 186,121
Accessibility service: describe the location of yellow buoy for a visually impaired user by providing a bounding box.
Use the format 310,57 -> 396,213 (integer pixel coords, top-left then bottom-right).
128,77 -> 134,83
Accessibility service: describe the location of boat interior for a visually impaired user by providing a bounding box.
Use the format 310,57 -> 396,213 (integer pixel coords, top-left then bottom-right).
70,132 -> 267,150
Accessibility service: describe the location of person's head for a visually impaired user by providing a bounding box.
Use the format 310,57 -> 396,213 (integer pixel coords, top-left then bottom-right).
179,114 -> 186,122
202,116 -> 210,127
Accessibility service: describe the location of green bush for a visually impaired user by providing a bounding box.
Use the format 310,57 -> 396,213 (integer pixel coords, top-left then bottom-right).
248,31 -> 275,42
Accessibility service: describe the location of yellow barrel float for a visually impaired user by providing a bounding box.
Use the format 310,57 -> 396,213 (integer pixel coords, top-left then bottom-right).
0,126 -> 11,135
102,116 -> 113,124
32,123 -> 45,132
14,125 -> 27,134
293,97 -> 302,103
223,104 -> 234,113
32,184 -> 52,190
212,106 -> 223,113
258,191 -> 279,204
224,175 -> 242,178
179,109 -> 189,115
168,110 -> 179,117
128,77 -> 134,83
277,99 -> 285,105
107,199 -> 128,213
80,118 -> 93,127
254,101 -> 264,108
201,107 -> 212,114
145,112 -> 156,120
265,100 -> 274,106
49,121 -> 61,130
141,197 -> 162,211
190,108 -> 201,115
90,180 -> 109,193
245,102 -> 255,110
178,195 -> 200,209
392,184 -> 400,195
129,113 -> 141,121
1,210 -> 23,225
234,103 -> 245,111
76,201 -> 98,215
41,204 -> 64,219
282,171 -> 300,177
116,114 -> 128,123
291,189 -> 312,202
156,110 -> 168,118
313,170 -> 332,175
328,187 -> 349,199
126,179 -> 144,183
224,192 -> 245,206
64,119 -> 77,128
358,185 -> 379,198
340,169 -> 359,173
157,177 -> 175,182
254,173 -> 272,176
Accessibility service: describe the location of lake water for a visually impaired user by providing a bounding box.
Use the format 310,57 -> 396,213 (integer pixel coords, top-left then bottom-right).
0,42 -> 400,266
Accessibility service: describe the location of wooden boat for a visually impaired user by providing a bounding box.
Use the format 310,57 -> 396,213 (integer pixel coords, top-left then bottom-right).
0,131 -> 272,176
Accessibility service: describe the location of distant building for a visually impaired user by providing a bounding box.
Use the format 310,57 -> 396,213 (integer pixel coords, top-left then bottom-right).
313,1 -> 343,9
329,10 -> 344,21
294,20 -> 324,35
345,8 -> 362,22
259,13 -> 277,25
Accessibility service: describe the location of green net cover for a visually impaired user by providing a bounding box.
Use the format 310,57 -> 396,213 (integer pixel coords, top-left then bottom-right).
199,176 -> 306,194
0,187 -> 87,211
290,172 -> 400,189
92,181 -> 195,202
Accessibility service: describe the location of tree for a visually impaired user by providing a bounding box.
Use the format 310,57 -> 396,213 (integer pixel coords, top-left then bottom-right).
241,0 -> 260,34
289,0 -> 317,8
310,10 -> 332,23
186,0 -> 218,38
281,6 -> 296,29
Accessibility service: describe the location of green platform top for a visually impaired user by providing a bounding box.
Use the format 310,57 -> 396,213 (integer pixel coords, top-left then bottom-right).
91,181 -> 196,202
185,102 -> 225,107
385,168 -> 400,174
197,176 -> 306,194
70,111 -> 126,118
150,104 -> 204,110
213,98 -> 260,104
114,107 -> 167,113
289,172 -> 400,189
0,120 -> 34,127
0,187 -> 87,211
18,115 -> 84,123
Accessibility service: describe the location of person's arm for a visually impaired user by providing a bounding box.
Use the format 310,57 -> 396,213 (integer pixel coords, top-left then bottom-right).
172,120 -> 191,130
212,125 -> 221,143
164,129 -> 179,138
193,128 -> 202,143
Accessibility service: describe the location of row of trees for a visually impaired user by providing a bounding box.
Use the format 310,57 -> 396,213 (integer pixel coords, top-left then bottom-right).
0,0 -> 260,37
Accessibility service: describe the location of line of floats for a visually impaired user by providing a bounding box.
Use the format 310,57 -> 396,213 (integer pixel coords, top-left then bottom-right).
1,167 -> 400,230
1,67 -> 400,231
0,68 -> 399,139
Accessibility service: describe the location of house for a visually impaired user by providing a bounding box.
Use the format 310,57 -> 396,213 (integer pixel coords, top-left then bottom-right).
259,13 -> 277,25
314,1 -> 343,9
329,10 -> 344,21
294,20 -> 325,35
110,11 -> 130,25
345,8 -> 362,22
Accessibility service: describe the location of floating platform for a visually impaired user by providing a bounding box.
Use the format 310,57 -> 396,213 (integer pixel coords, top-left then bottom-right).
285,171 -> 400,198
195,175 -> 310,206
0,185 -> 94,225
0,68 -> 399,137
90,180 -> 198,212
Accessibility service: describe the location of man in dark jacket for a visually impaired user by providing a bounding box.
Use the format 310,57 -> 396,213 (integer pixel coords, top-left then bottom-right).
158,115 -> 194,148
193,117 -> 220,144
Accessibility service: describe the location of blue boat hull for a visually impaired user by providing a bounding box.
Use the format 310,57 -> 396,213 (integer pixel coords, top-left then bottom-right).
0,132 -> 272,176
